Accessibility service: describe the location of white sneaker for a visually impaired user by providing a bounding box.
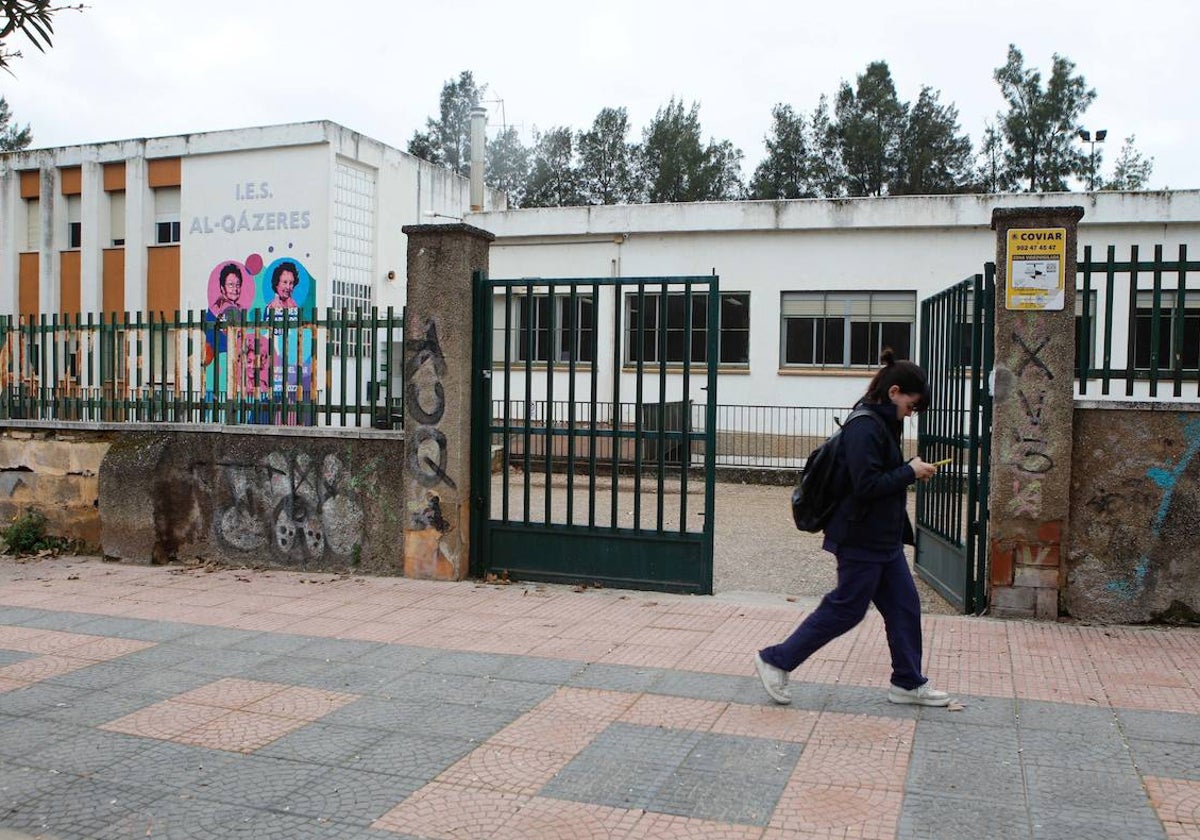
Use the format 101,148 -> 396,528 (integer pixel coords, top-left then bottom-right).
887,682 -> 951,707
754,653 -> 792,705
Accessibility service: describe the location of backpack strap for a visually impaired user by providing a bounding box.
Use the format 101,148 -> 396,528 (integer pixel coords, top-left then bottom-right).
841,407 -> 903,462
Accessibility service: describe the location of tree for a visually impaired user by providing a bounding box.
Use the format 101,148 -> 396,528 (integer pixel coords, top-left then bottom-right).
407,71 -> 484,177
0,95 -> 31,150
486,125 -> 530,208
638,98 -> 743,203
835,61 -> 906,197
1103,135 -> 1155,191
891,86 -> 974,195
808,96 -> 846,198
2,1 -> 81,73
975,123 -> 1013,193
576,107 -> 637,205
993,44 -> 1096,192
522,126 -> 581,208
749,104 -> 816,200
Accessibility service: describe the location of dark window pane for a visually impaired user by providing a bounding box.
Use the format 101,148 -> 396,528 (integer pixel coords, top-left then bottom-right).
721,294 -> 749,329
822,318 -> 844,365
850,322 -> 871,365
1182,315 -> 1200,369
720,330 -> 748,364
880,322 -> 911,361
785,318 -> 815,365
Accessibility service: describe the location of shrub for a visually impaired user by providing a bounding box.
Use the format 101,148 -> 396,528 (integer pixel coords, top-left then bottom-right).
1,510 -> 69,555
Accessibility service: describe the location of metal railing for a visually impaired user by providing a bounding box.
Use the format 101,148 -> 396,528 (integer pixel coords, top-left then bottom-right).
0,307 -> 405,428
491,399 -> 918,470
1077,244 -> 1200,399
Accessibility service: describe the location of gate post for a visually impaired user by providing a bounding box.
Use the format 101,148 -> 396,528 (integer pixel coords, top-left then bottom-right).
988,206 -> 1084,619
400,223 -> 494,581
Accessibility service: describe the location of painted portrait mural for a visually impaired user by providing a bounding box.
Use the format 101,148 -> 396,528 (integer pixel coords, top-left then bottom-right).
185,146 -> 326,425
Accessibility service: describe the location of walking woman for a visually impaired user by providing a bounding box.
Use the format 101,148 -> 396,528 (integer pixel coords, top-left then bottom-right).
755,349 -> 951,707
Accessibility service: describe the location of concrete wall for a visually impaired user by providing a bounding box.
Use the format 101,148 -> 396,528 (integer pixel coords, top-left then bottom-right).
96,427 -> 405,574
1067,401 -> 1200,623
0,428 -> 110,547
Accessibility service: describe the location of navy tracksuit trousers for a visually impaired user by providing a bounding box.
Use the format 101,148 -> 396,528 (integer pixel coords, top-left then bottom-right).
758,547 -> 926,690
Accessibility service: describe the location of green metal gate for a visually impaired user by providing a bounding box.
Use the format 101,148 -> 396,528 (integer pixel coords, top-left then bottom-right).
469,273 -> 718,594
915,265 -> 995,613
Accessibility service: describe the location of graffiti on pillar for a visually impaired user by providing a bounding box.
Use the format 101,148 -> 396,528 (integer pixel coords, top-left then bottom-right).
405,317 -> 457,492
214,451 -> 366,564
1004,320 -> 1055,518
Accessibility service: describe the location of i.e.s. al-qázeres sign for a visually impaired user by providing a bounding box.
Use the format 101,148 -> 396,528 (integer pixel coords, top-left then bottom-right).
1006,227 -> 1066,311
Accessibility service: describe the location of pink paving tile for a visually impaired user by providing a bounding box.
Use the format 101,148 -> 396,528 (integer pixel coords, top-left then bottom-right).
0,677 -> 29,693
174,709 -> 304,753
767,782 -> 902,839
173,678 -> 285,710
0,626 -> 55,649
675,649 -> 759,677
648,611 -> 730,632
597,643 -> 686,669
66,637 -> 156,660
555,619 -> 642,643
492,797 -> 645,840
1146,777 -> 1200,837
0,655 -> 95,682
273,615 -> 363,637
527,636 -> 617,662
436,744 -> 570,796
711,704 -> 819,743
619,694 -> 728,731
373,782 -> 528,838
625,626 -> 712,649
101,700 -> 229,740
243,685 -> 359,719
807,712 -> 915,751
539,687 -> 639,720
628,812 -> 766,839
489,710 -> 609,755
790,743 -> 910,791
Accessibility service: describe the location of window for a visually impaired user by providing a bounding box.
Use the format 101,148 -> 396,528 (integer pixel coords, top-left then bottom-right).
1133,290 -> 1200,373
67,195 -> 82,249
781,291 -> 915,367
109,191 -> 126,247
517,293 -> 595,363
331,279 -> 374,356
1075,290 -> 1099,376
24,198 -> 39,251
624,291 -> 749,366
153,186 -> 180,245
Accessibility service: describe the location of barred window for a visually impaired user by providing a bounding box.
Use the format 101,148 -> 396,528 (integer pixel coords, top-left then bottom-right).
625,291 -> 749,366
516,293 -> 595,364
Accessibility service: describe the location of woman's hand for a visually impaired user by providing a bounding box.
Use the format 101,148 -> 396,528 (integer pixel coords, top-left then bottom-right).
909,457 -> 938,481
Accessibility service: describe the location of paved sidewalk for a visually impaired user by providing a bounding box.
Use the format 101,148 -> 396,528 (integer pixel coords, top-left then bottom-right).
0,558 -> 1196,839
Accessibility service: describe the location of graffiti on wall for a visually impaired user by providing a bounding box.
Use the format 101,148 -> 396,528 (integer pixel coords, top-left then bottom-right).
1106,415 -> 1200,601
214,451 -> 367,565
405,317 -> 456,492
1003,320 -> 1055,518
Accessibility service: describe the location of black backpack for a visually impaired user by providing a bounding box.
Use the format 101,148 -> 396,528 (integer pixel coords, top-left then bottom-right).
790,408 -> 887,532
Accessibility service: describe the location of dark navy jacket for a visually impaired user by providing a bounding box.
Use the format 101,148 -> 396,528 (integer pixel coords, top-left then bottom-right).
821,401 -> 917,559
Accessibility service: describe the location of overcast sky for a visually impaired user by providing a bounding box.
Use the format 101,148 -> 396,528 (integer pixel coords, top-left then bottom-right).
3,0 -> 1197,191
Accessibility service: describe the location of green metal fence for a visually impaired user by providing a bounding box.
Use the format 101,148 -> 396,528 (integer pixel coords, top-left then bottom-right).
1076,244 -> 1199,398
0,307 -> 404,428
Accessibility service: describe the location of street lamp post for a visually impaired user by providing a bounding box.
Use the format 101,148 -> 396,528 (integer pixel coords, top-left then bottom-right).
1077,128 -> 1107,191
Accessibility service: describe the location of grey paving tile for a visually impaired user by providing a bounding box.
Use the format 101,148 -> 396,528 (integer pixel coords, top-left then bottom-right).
112,669 -> 220,700
21,729 -> 157,777
21,687 -> 155,727
567,663 -> 665,693
493,655 -> 587,684
239,653 -> 337,685
1018,728 -> 1134,770
172,626 -> 257,649
391,703 -> 521,741
915,718 -> 1021,758
348,731 -> 477,780
293,662 -> 402,694
290,637 -> 385,663
541,723 -> 703,811
1127,737 -> 1200,780
68,616 -> 197,641
91,741 -> 237,792
1025,765 -> 1149,813
1118,707 -> 1200,745
0,763 -> 78,812
1017,699 -> 1119,735
382,673 -> 497,705
257,722 -> 390,767
905,751 -> 1025,802
320,697 -> 435,731
649,732 -> 801,825
467,676 -> 557,711
925,693 -> 1018,727
0,651 -> 33,668
898,792 -> 1032,840
1030,803 -> 1167,840
0,715 -> 84,760
421,650 -> 514,677
186,754 -> 323,810
171,647 -> 275,676
350,644 -> 435,673
44,659 -> 151,691
0,608 -> 56,625
648,670 -> 751,702
4,610 -> 99,631
5,777 -> 166,840
116,644 -> 202,670
227,632 -> 323,656
272,767 -> 424,825
0,682 -> 93,720
113,798 -> 386,840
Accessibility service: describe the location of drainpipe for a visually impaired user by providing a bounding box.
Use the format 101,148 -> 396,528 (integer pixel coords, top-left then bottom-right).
469,107 -> 486,212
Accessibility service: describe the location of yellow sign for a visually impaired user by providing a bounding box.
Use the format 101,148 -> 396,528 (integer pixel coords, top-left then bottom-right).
1005,227 -> 1066,310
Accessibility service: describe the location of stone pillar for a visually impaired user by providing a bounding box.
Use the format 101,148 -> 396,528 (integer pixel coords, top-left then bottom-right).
988,206 -> 1084,619
400,223 -> 494,580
